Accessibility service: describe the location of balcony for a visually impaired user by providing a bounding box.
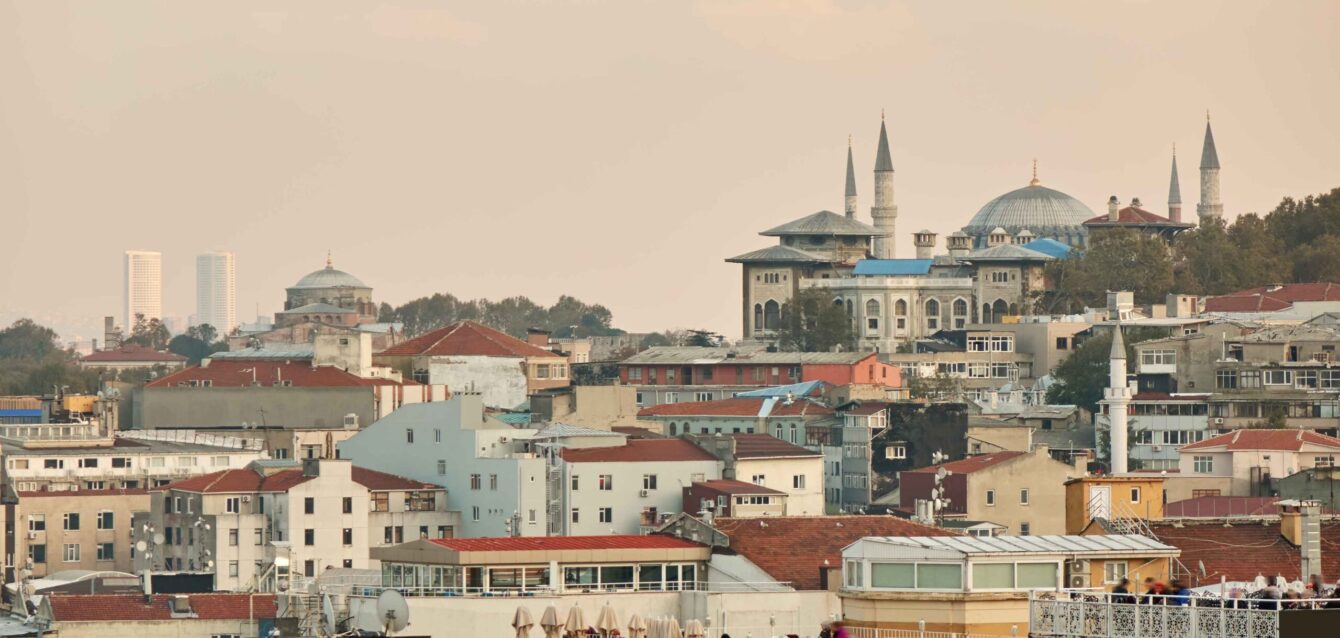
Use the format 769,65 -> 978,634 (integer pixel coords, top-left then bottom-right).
1029,591 -> 1340,638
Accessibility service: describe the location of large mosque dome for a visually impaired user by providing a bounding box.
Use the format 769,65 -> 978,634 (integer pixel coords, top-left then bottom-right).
961,178 -> 1094,248
291,258 -> 368,290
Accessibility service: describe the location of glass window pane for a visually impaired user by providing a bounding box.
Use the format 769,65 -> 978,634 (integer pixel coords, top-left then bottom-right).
916,564 -> 963,590
639,564 -> 663,590
564,567 -> 597,587
1017,563 -> 1058,589
600,565 -> 635,589
972,563 -> 1015,589
870,563 -> 915,588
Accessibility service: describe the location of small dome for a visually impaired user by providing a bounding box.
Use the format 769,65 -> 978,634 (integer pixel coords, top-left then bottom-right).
292,265 -> 367,289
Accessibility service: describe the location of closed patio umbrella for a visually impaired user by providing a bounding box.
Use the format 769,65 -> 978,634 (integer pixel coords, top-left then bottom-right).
541,604 -> 562,638
627,613 -> 647,638
513,606 -> 535,638
563,604 -> 587,638
665,617 -> 681,638
683,619 -> 704,638
595,602 -> 620,637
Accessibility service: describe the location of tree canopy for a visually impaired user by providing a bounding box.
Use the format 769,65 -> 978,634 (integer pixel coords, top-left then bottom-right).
1045,327 -> 1162,412
774,288 -> 856,352
1043,229 -> 1174,313
0,319 -> 101,395
380,293 -> 624,339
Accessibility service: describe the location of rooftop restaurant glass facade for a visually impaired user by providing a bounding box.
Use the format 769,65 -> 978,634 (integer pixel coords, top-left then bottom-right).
380,560 -> 701,596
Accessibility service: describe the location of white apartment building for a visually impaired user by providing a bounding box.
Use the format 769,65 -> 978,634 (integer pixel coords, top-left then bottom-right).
1169,429 -> 1340,501
133,458 -> 456,591
2,431 -> 266,493
554,439 -> 724,535
124,250 -> 162,329
196,251 -> 237,334
337,397 -> 550,538
1095,392 -> 1212,471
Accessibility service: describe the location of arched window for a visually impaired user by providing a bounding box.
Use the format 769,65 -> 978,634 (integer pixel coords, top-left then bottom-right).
894,299 -> 908,333
992,299 -> 1009,323
982,303 -> 993,324
845,299 -> 854,317
833,297 -> 844,308
926,299 -> 941,331
952,298 -> 969,329
866,299 -> 881,317
669,423 -> 678,436
763,300 -> 781,331
753,304 -> 763,332
1009,302 -> 1019,316
865,299 -> 881,334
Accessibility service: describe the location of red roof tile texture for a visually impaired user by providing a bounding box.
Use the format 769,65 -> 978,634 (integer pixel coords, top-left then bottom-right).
1083,207 -> 1181,226
161,466 -> 437,494
81,345 -> 186,363
1150,521 -> 1340,586
638,397 -> 834,418
1180,429 -> 1340,452
1205,283 -> 1340,313
715,515 -> 958,590
47,593 -> 278,622
430,535 -> 702,552
145,359 -> 413,389
694,479 -> 785,496
559,439 -> 720,463
1165,496 -> 1286,518
729,433 -> 821,458
377,320 -> 561,358
18,488 -> 148,498
902,451 -> 1026,475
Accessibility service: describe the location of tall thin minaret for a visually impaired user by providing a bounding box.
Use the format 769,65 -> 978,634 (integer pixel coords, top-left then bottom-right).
1197,113 -> 1223,222
1105,322 -> 1132,475
844,136 -> 858,218
1167,145 -> 1182,223
871,113 -> 898,259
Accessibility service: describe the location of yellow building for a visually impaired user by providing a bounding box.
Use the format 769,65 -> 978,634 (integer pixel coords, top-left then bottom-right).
1064,475 -> 1166,535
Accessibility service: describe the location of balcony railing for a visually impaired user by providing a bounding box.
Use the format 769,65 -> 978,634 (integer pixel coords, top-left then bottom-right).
1028,590 -> 1340,638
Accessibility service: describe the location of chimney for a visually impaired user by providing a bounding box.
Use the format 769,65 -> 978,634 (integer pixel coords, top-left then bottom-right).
1072,450 -> 1089,476
1281,500 -> 1324,578
914,230 -> 937,260
301,458 -> 321,477
947,232 -> 971,261
1108,196 -> 1121,222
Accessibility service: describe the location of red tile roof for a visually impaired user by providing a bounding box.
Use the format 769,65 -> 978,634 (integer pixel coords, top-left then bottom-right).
1083,206 -> 1184,227
693,479 -> 785,496
160,465 -> 438,494
559,439 -> 720,463
729,433 -> 821,458
1180,429 -> 1340,452
714,515 -> 958,590
46,593 -> 278,622
1205,283 -> 1340,313
902,451 -> 1027,475
377,320 -> 561,358
18,488 -> 148,498
430,535 -> 702,552
81,345 -> 186,363
638,397 -> 834,418
1165,496 -> 1287,518
1150,520 -> 1340,586
145,359 -> 413,389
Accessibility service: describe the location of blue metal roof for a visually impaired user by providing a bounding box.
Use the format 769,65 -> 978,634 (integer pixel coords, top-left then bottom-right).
0,410 -> 42,417
735,380 -> 828,399
1021,238 -> 1073,259
853,259 -> 934,276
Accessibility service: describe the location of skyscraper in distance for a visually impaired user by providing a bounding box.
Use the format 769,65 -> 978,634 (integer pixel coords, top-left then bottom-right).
196,251 -> 237,335
124,250 -> 163,331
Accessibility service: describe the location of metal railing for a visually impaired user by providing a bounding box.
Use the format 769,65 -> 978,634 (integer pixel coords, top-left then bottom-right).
848,628 -> 1018,638
352,580 -> 791,598
1026,590 -> 1340,637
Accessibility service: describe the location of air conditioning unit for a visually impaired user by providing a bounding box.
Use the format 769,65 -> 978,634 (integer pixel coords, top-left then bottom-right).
27,532 -> 37,540
639,490 -> 649,498
1069,573 -> 1091,589
1213,418 -> 1225,425
1067,558 -> 1091,573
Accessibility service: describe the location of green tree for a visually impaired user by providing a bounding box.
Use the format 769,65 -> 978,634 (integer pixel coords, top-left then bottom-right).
1046,327 -> 1162,411
168,334 -> 213,365
123,313 -> 171,350
1044,229 -> 1174,313
774,289 -> 855,352
909,373 -> 962,401
685,330 -> 722,347
0,319 -> 61,360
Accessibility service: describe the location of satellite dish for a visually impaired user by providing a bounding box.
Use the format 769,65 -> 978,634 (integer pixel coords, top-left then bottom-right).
135,541 -> 148,552
377,590 -> 410,634
354,599 -> 383,633
206,560 -> 215,569
152,533 -> 166,545
322,594 -> 337,636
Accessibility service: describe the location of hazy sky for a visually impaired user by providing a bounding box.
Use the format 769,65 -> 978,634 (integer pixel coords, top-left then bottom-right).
3,1 -> 1339,341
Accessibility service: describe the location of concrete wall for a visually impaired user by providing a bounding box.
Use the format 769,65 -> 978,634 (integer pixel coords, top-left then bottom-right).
51,619 -> 264,638
964,449 -> 1082,536
561,458 -> 722,535
17,491 -> 149,577
425,356 -> 528,409
136,386 -> 377,429
733,456 -> 825,515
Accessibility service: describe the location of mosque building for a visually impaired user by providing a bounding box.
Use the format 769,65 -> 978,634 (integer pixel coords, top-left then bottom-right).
275,254 -> 379,328
726,114 -> 1226,349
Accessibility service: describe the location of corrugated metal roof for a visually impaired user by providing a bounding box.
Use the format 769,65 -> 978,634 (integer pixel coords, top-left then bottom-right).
760,210 -> 881,237
963,244 -> 1055,262
620,346 -> 871,366
853,259 -> 934,276
531,422 -> 625,439
210,346 -> 315,360
855,534 -> 1176,556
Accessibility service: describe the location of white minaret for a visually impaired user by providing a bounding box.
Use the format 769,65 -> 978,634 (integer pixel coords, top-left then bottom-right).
1167,145 -> 1183,223
1197,113 -> 1223,222
844,136 -> 858,218
871,113 -> 898,259
1105,322 -> 1132,475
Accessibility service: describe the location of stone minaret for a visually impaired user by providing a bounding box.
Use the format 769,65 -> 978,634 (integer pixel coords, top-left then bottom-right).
844,136 -> 858,218
1105,323 -> 1132,475
1197,114 -> 1223,222
1167,145 -> 1183,223
871,114 -> 898,259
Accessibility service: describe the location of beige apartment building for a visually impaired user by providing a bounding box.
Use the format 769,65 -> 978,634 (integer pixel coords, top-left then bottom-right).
1167,429 -> 1340,500
900,447 -> 1085,536
15,488 -> 150,578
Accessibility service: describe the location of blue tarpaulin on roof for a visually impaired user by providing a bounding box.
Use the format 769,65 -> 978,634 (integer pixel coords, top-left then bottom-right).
853,259 -> 934,276
1021,238 -> 1073,259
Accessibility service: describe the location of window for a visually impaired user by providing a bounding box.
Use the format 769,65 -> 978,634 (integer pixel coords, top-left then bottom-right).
434,428 -> 442,443
1216,370 -> 1238,389
1019,522 -> 1031,536
570,475 -> 580,491
846,560 -> 864,588
228,528 -> 238,546
44,459 -> 63,469
599,475 -> 613,491
407,491 -> 436,512
177,456 -> 196,467
1240,370 -> 1262,389
371,492 -> 389,512
1130,487 -> 1141,503
1315,456 -> 1335,468
1019,489 -> 1029,505
96,543 -> 114,561
302,497 -> 314,514
1055,337 -> 1069,350
489,474 -> 498,490
228,561 -> 239,578
925,299 -> 940,331
305,560 -> 315,578
885,445 -> 907,460
664,392 -> 677,404
985,490 -> 996,506
254,529 -> 263,546
598,507 -> 612,523
96,511 -> 114,530
642,475 -> 658,490
343,528 -> 353,545
470,474 -> 481,490
1264,370 -> 1294,386
225,497 -> 241,513
111,457 -> 130,468
78,457 -> 98,468
1139,350 -> 1176,366
28,544 -> 46,564
571,509 -> 580,524
63,544 -> 80,562
343,497 -> 353,514
628,367 -> 642,381
793,475 -> 806,489
990,271 -> 1009,283
63,512 -> 80,531
472,506 -> 480,522
27,514 -> 46,532
405,428 -> 414,444
1193,456 -> 1214,473
211,456 -> 229,467
694,391 -> 713,402
304,529 -> 315,546
1104,561 -> 1128,584
972,563 -> 1015,589
751,474 -> 766,485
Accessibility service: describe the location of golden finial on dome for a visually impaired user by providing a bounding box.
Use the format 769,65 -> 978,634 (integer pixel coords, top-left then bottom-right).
1029,159 -> 1040,186
326,250 -> 332,268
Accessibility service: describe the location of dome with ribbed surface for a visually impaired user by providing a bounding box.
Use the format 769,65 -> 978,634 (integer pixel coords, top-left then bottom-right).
961,183 -> 1094,248
292,265 -> 367,289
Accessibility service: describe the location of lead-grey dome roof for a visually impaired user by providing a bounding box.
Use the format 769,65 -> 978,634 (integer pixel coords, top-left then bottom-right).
961,184 -> 1095,237
292,265 -> 367,289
